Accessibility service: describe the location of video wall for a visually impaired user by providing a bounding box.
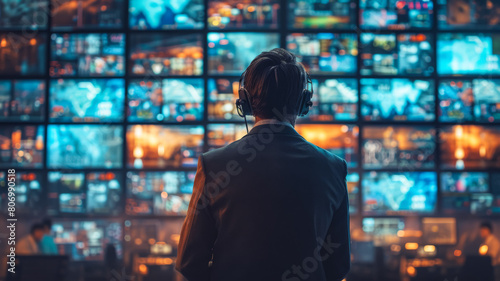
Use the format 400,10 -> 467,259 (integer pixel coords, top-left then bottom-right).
1,0 -> 500,263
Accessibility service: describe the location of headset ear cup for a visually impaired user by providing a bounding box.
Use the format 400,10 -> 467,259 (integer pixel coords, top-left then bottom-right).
238,88 -> 253,116
298,89 -> 313,117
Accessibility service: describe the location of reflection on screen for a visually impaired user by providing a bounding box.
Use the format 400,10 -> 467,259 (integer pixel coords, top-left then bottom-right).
0,172 -> 42,216
47,125 -> 123,168
207,124 -> 247,150
0,126 -> 44,168
126,171 -> 195,216
0,80 -> 45,121
50,79 -> 125,122
50,33 -> 125,77
128,79 -> 204,122
360,33 -> 434,76
127,125 -> 204,169
288,0 -> 356,29
0,33 -> 46,75
130,33 -> 203,76
130,0 -> 204,30
438,0 -> 500,29
440,125 -> 500,169
363,171 -> 437,214
52,0 -> 123,30
208,0 -> 279,29
360,0 -> 433,29
0,0 -> 48,29
52,220 -> 122,261
437,33 -> 500,75
286,33 -> 357,75
298,79 -> 358,122
361,79 -> 435,121
363,126 -> 435,169
295,124 -> 358,168
208,32 -> 279,75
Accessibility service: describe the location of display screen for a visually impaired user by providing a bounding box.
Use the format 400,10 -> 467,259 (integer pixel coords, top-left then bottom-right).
441,172 -> 489,193
208,0 -> 280,29
127,125 -> 204,169
207,124 -> 247,150
207,78 -> 243,121
0,172 -> 43,216
52,220 -> 122,261
362,171 -> 438,214
362,218 -> 405,246
0,126 -> 44,168
360,33 -> 434,76
441,172 -> 491,214
295,124 -> 359,168
126,171 -> 195,216
347,173 -> 359,214
49,79 -> 125,122
47,172 -> 122,216
440,125 -> 500,169
363,126 -> 435,169
47,125 -> 123,168
422,217 -> 457,245
124,218 -> 184,256
208,32 -> 279,75
0,0 -> 47,29
361,79 -> 435,121
287,0 -> 357,29
286,33 -> 357,75
298,79 -> 358,122
50,33 -> 125,77
0,33 -> 46,75
438,0 -> 500,29
51,0 -> 124,30
0,80 -> 45,121
437,33 -> 500,75
128,78 -> 204,122
360,0 -> 433,29
130,0 -> 204,30
130,33 -> 203,76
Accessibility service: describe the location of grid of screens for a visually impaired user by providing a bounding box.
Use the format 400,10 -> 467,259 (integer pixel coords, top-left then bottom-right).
2,0 -> 500,252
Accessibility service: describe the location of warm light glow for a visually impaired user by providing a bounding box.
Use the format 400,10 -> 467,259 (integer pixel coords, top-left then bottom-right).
138,264 -> 148,275
161,191 -> 168,199
407,266 -> 417,277
29,38 -> 37,46
391,244 -> 401,252
455,125 -> 463,138
480,146 -> 486,157
0,38 -> 7,47
133,146 -> 144,158
454,250 -> 462,257
148,238 -> 156,245
424,245 -> 436,253
405,243 -> 419,250
480,245 -> 489,255
455,148 -> 465,159
135,238 -> 143,245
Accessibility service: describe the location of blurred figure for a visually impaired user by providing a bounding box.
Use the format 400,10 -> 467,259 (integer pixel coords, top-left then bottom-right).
40,219 -> 59,255
17,223 -> 45,255
479,222 -> 500,281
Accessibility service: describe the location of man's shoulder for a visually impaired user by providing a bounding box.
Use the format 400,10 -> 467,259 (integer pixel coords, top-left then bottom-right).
302,139 -> 347,170
202,136 -> 250,164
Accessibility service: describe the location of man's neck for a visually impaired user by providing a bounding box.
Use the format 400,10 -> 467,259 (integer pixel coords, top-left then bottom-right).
255,117 -> 296,127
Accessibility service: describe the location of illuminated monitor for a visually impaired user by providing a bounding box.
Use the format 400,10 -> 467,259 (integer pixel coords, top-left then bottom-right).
287,0 -> 357,29
48,172 -> 86,214
438,80 -> 474,121
47,125 -> 123,169
362,126 -> 436,169
437,33 -> 500,75
128,78 -> 204,122
422,217 -> 457,245
347,173 -> 359,214
440,125 -> 500,169
49,79 -> 125,122
207,32 -> 280,75
130,33 -> 203,76
52,220 -> 122,261
124,218 -> 184,256
126,171 -> 195,216
51,0 -> 124,30
361,79 -> 435,121
208,0 -> 280,29
437,0 -> 500,30
0,172 -> 43,216
0,80 -> 45,121
0,33 -> 46,75
127,125 -> 204,169
286,33 -> 357,75
360,0 -> 433,30
360,33 -> 434,76
362,217 -> 405,246
295,124 -> 358,168
130,0 -> 204,30
362,171 -> 438,215
50,33 -> 126,77
207,78 -> 244,121
0,0 -> 48,29
207,124 -> 247,150
0,126 -> 44,168
441,172 -> 490,215
298,79 -> 358,122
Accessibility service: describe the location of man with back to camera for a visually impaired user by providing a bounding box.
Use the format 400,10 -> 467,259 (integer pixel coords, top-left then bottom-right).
175,48 -> 351,281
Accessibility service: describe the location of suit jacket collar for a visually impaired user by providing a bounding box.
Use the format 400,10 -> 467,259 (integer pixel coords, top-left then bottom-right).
247,123 -> 302,137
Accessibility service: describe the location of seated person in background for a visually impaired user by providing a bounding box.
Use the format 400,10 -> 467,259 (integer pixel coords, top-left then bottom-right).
40,218 -> 58,255
17,223 -> 45,255
480,222 -> 500,281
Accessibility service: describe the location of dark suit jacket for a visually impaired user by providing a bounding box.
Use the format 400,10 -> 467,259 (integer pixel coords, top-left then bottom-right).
176,123 -> 351,281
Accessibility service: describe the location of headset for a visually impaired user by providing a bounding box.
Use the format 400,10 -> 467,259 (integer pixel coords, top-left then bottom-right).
235,69 -> 314,131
